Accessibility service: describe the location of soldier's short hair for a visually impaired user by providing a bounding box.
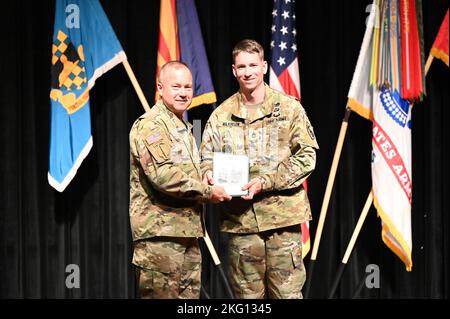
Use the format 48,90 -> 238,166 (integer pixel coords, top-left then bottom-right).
232,39 -> 264,63
158,61 -> 191,82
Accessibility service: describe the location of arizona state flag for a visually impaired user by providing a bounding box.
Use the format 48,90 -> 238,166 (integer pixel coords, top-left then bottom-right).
49,0 -> 126,191
156,0 -> 216,108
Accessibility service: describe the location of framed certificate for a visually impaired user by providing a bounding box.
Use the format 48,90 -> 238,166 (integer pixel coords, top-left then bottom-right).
213,152 -> 249,197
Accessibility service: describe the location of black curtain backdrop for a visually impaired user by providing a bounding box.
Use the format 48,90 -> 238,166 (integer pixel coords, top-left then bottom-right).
0,0 -> 448,299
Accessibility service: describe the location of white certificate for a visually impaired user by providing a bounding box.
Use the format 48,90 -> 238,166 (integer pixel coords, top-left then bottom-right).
213,152 -> 249,197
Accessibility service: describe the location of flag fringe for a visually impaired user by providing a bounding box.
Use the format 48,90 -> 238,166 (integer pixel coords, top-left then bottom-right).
48,136 -> 93,192
347,98 -> 374,121
88,51 -> 127,90
373,195 -> 413,271
302,239 -> 310,259
189,92 -> 217,109
430,48 -> 449,67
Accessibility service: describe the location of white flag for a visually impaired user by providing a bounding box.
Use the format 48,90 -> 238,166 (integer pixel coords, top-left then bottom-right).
347,1 -> 412,271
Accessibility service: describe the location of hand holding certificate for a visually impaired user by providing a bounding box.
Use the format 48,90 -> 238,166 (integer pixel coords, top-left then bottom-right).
213,152 -> 249,197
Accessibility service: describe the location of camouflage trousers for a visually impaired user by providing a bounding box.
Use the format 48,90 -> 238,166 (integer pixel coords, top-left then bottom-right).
133,237 -> 201,299
228,225 -> 305,299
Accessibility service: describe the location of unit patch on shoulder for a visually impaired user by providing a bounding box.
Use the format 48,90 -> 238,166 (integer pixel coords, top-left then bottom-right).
306,121 -> 316,140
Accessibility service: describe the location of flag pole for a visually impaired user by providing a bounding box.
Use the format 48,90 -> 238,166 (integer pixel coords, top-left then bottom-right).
351,266 -> 371,299
328,191 -> 373,298
424,54 -> 434,76
304,107 -> 352,298
122,59 -> 232,298
202,227 -> 235,299
122,59 -> 151,113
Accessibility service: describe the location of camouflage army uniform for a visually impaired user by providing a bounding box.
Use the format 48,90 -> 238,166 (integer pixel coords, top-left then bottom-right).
200,84 -> 319,298
129,100 -> 212,299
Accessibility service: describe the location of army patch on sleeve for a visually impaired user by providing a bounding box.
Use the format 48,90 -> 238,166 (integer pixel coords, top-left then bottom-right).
146,131 -> 170,163
306,121 -> 316,140
149,142 -> 170,163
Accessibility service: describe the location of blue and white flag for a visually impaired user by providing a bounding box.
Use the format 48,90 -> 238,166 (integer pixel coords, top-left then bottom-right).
49,0 -> 126,191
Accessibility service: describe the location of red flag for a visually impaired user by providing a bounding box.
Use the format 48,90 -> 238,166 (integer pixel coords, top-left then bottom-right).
431,9 -> 449,67
269,0 -> 310,258
399,0 -> 425,100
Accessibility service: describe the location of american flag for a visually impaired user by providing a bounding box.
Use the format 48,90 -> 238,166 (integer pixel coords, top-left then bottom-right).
269,0 -> 310,258
269,0 -> 301,99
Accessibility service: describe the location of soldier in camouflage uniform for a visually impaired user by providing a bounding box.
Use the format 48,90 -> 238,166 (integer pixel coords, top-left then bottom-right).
129,61 -> 230,299
200,40 -> 319,299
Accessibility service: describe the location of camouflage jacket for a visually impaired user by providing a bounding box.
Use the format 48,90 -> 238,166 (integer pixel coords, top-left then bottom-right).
129,100 -> 212,241
200,84 -> 319,233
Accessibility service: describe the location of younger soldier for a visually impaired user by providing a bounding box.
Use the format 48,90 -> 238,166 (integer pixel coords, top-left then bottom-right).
200,40 -> 319,299
129,61 -> 231,299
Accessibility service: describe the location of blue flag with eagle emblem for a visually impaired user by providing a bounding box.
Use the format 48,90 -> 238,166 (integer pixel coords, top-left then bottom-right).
49,0 -> 126,192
